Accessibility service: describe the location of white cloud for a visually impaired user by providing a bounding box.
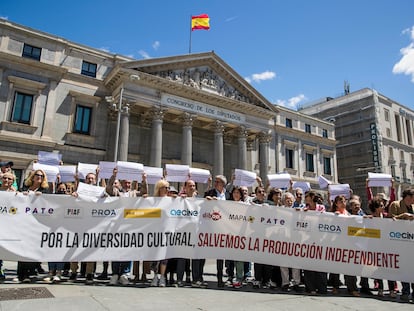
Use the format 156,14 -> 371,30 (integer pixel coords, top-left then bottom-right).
0,16 -> 8,20
138,50 -> 151,59
152,41 -> 160,50
245,70 -> 276,83
393,26 -> 414,82
275,94 -> 307,109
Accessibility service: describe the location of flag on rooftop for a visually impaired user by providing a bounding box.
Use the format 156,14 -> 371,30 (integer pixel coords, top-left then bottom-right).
191,14 -> 210,31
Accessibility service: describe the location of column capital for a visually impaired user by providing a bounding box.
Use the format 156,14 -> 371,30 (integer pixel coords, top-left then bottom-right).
181,112 -> 196,127
212,120 -> 225,134
150,107 -> 166,121
236,126 -> 248,139
258,131 -> 272,144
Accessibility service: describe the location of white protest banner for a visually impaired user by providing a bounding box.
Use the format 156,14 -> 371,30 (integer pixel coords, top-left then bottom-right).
292,181 -> 310,193
58,165 -> 77,182
0,192 -> 413,282
33,163 -> 59,182
367,172 -> 392,188
318,175 -> 331,189
76,182 -> 105,200
234,169 -> 256,187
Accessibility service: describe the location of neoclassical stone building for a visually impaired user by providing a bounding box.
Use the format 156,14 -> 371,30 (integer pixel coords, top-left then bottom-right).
0,19 -> 337,191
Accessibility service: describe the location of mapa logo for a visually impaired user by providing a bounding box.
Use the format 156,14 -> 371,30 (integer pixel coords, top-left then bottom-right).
0,206 -> 17,215
202,210 -> 222,221
228,214 -> 255,223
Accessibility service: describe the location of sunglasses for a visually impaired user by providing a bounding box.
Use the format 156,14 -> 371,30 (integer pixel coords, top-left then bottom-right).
2,177 -> 13,181
34,173 -> 44,178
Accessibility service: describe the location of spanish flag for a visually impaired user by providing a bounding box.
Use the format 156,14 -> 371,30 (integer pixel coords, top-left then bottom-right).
191,14 -> 210,31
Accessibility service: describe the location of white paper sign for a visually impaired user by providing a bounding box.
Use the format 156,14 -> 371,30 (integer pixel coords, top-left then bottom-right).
33,163 -> 59,182
77,163 -> 98,179
116,161 -> 144,182
37,151 -> 62,166
367,172 -> 392,187
267,173 -> 291,189
58,165 -> 77,182
76,182 -> 105,199
318,175 -> 331,189
98,161 -> 116,179
189,168 -> 210,183
234,169 -> 257,187
292,181 -> 310,193
328,184 -> 351,201
143,166 -> 164,184
165,164 -> 190,182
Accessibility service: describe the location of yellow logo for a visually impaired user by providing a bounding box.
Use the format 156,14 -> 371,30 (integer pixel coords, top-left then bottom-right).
348,226 -> 381,239
124,208 -> 161,218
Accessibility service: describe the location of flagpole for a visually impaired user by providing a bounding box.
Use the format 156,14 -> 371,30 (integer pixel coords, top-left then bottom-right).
189,15 -> 192,54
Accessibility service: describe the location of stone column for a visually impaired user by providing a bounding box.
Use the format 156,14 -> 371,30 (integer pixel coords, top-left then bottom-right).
118,103 -> 130,162
213,120 -> 225,176
41,80 -> 57,139
258,131 -> 272,183
150,108 -> 165,167
236,126 -> 248,170
181,112 -> 194,166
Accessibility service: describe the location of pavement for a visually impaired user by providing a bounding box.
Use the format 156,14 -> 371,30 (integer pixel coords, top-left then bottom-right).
0,260 -> 412,311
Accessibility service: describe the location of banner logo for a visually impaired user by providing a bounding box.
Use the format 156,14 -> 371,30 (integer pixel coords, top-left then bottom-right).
389,231 -> 414,242
295,221 -> 311,231
124,208 -> 161,218
91,209 -> 117,217
202,210 -> 222,221
25,207 -> 54,215
260,217 -> 286,226
65,208 -> 83,218
319,223 -> 342,234
228,214 -> 255,223
0,206 -> 17,215
169,209 -> 199,217
348,226 -> 380,239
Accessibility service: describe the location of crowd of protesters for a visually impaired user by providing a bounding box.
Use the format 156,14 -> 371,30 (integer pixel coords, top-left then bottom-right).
0,159 -> 413,303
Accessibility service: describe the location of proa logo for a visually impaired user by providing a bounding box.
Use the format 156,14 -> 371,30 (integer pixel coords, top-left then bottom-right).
25,207 -> 54,215
91,209 -> 117,217
228,214 -> 255,223
319,224 -> 342,233
0,206 -> 18,215
202,210 -> 222,221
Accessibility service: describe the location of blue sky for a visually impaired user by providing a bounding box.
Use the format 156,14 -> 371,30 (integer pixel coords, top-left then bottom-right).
2,0 -> 414,110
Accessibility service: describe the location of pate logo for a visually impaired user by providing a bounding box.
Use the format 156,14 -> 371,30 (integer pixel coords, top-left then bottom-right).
202,210 -> 222,221
348,226 -> 381,239
169,209 -> 199,217
91,209 -> 116,217
25,207 -> 54,215
124,208 -> 161,218
295,221 -> 311,231
260,217 -> 286,226
65,208 -> 83,218
228,214 -> 255,223
319,223 -> 342,234
0,206 -> 18,215
389,231 -> 414,242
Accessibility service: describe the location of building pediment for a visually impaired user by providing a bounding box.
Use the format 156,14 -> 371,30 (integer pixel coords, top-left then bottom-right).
115,52 -> 277,114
